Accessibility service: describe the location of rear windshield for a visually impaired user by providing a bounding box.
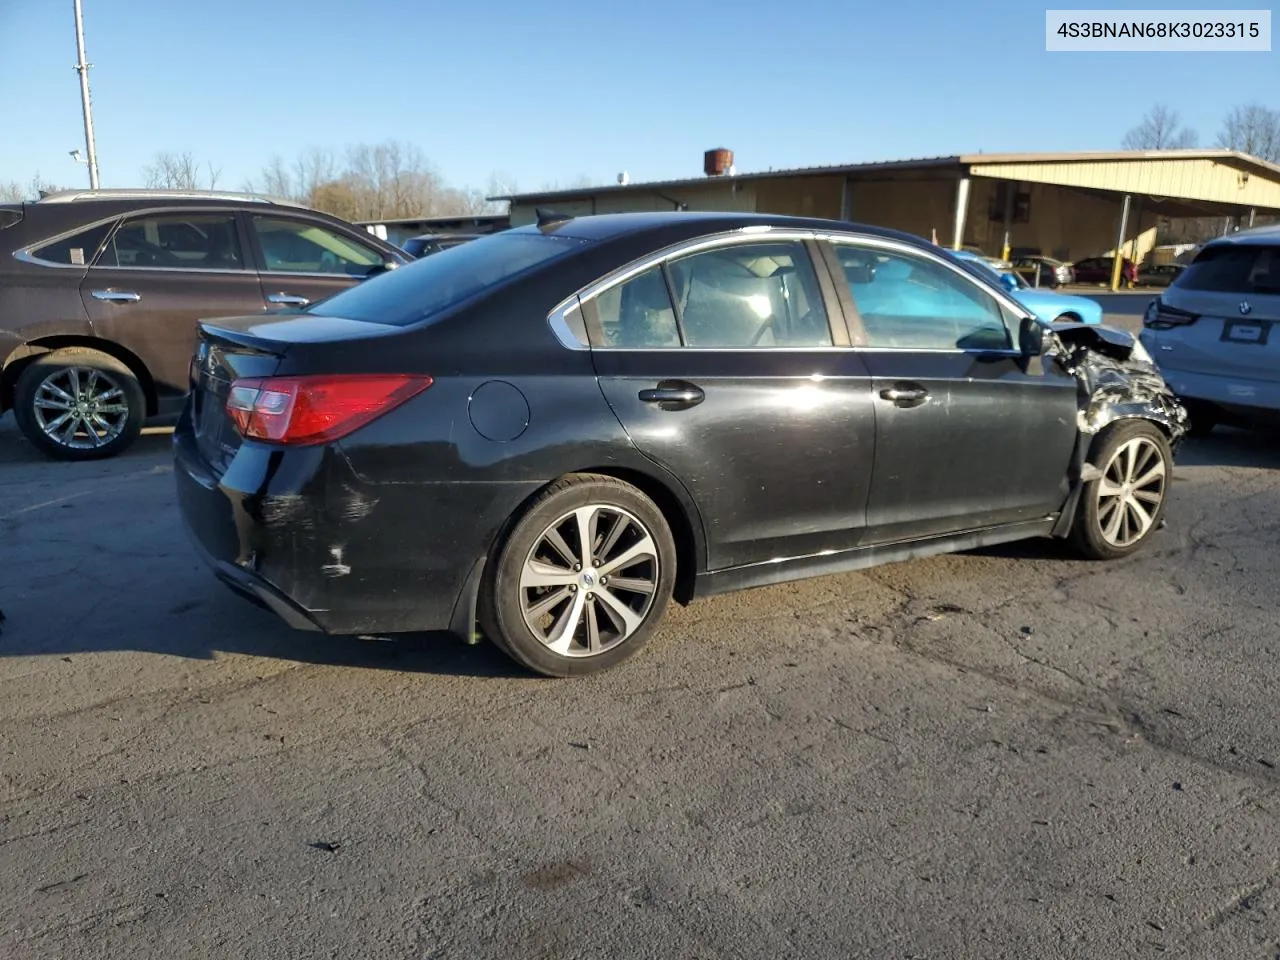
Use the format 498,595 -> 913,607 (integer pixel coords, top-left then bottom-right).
308,232 -> 583,326
1174,243 -> 1280,294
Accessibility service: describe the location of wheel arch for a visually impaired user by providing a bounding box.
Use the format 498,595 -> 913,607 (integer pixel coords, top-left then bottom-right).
1,336 -> 158,416
481,465 -> 706,607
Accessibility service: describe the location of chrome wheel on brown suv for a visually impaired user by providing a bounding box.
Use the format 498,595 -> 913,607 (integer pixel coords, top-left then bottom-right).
13,347 -> 146,461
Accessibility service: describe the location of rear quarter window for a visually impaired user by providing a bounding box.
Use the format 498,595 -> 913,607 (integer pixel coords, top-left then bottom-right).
308,232 -> 584,326
1174,244 -> 1280,294
28,220 -> 118,266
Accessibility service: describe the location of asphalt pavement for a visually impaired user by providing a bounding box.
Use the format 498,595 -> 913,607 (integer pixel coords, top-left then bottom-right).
2,318 -> 1279,958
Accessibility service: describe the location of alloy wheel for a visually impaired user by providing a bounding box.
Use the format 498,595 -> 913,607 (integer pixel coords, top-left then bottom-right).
518,504 -> 660,657
1096,435 -> 1167,548
31,366 -> 131,451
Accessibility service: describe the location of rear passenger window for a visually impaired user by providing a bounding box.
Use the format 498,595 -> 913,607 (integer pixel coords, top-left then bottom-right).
30,220 -> 116,266
833,244 -> 1011,351
98,214 -> 243,270
594,266 -> 681,347
667,241 -> 833,348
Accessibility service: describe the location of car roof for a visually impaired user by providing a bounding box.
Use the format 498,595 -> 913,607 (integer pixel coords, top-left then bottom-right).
1198,223 -> 1280,248
34,188 -> 310,208
516,210 -> 936,249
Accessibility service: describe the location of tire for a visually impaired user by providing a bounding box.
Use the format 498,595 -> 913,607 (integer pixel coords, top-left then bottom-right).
13,347 -> 146,461
1069,420 -> 1173,561
1052,313 -> 1081,325
478,473 -> 678,677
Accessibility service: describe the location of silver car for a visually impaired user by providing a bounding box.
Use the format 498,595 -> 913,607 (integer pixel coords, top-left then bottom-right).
1140,225 -> 1280,435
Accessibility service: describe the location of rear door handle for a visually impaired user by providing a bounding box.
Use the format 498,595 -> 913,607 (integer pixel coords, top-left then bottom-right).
638,382 -> 705,406
267,293 -> 310,306
91,289 -> 141,303
879,383 -> 930,407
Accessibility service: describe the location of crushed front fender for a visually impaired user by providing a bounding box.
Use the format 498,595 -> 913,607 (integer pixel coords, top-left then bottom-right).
1048,321 -> 1189,449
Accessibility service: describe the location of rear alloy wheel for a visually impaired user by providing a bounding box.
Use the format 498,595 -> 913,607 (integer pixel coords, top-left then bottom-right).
479,474 -> 677,676
1070,420 -> 1172,560
13,347 -> 145,461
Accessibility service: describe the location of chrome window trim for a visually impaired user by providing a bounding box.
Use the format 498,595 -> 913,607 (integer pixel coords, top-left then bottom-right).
12,212 -> 123,268
570,228 -> 834,351
84,265 -> 258,276
550,225 -> 1036,356
258,269 -> 372,280
576,228 -> 820,305
547,296 -> 590,350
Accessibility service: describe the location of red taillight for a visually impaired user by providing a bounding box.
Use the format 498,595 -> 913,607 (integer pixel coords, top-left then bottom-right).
225,374 -> 432,445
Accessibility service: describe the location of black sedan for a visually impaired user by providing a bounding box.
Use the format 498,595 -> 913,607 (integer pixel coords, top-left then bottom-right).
174,212 -> 1187,676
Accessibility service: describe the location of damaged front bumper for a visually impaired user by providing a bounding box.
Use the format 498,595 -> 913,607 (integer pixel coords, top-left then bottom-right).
1049,321 -> 1189,448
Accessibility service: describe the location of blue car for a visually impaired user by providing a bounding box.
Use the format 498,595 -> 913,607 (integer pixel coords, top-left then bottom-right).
952,249 -> 1103,325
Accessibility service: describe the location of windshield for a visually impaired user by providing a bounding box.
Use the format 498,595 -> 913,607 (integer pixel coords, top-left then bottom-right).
1173,243 -> 1280,294
308,232 -> 583,326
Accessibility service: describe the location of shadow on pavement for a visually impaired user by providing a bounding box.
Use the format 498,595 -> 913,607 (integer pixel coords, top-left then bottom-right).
0,417 -> 177,467
1175,427 -> 1280,470
0,581 -> 530,679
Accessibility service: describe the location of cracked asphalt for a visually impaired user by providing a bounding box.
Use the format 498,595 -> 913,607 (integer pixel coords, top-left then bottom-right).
3,334 -> 1280,957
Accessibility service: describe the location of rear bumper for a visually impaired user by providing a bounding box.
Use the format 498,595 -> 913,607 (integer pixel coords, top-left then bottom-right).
173,419 -> 542,637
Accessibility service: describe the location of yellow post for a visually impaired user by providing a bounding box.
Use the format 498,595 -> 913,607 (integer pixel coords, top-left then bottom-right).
1111,194 -> 1132,292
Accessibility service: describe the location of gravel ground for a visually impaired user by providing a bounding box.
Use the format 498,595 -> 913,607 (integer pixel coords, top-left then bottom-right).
2,323 -> 1279,958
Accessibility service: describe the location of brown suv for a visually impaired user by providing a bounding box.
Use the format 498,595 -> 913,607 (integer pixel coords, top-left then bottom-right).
0,189 -> 409,460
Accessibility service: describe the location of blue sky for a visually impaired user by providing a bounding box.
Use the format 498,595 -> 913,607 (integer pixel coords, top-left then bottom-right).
0,0 -> 1272,195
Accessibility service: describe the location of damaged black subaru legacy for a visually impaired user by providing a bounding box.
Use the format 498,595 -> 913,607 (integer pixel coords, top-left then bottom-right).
174,212 -> 1187,676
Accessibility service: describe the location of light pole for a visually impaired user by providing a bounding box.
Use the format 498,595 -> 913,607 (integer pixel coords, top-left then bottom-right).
72,0 -> 100,189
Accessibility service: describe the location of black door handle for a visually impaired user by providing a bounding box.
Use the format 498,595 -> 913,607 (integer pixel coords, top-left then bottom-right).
639,382 -> 704,406
879,383 -> 930,407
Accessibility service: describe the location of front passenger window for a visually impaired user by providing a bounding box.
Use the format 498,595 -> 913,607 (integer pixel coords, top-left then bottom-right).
834,244 -> 1011,351
252,216 -> 383,276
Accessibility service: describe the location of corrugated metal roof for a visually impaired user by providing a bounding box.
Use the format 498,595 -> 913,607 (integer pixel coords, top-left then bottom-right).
491,149 -> 1280,203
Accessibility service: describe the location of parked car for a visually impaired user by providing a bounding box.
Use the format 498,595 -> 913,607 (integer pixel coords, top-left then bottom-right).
953,250 -> 1103,325
0,189 -> 409,461
402,233 -> 482,258
1011,255 -> 1075,288
175,211 -> 1186,677
1073,255 -> 1138,286
1140,224 -> 1280,434
1137,263 -> 1184,287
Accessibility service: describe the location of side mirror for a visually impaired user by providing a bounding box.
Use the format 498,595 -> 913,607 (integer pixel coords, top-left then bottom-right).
364,259 -> 400,279
1019,315 -> 1045,356
999,272 -> 1018,292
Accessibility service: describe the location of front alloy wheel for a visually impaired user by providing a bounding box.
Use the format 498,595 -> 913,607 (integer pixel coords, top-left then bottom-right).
1070,420 -> 1173,560
480,474 -> 677,676
1096,435 -> 1166,548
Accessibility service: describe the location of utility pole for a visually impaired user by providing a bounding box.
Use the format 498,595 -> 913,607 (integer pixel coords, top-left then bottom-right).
72,0 -> 100,189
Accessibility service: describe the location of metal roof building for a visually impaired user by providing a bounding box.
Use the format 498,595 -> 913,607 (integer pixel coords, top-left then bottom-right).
492,150 -> 1280,286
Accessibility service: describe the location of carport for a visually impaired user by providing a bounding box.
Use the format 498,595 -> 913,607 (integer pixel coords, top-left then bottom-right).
493,149 -> 1280,290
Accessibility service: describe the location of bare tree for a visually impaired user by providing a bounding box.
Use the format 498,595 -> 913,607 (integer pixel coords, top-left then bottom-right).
0,173 -> 62,202
1122,104 -> 1198,150
245,141 -> 517,220
142,151 -> 222,190
1217,103 -> 1280,162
